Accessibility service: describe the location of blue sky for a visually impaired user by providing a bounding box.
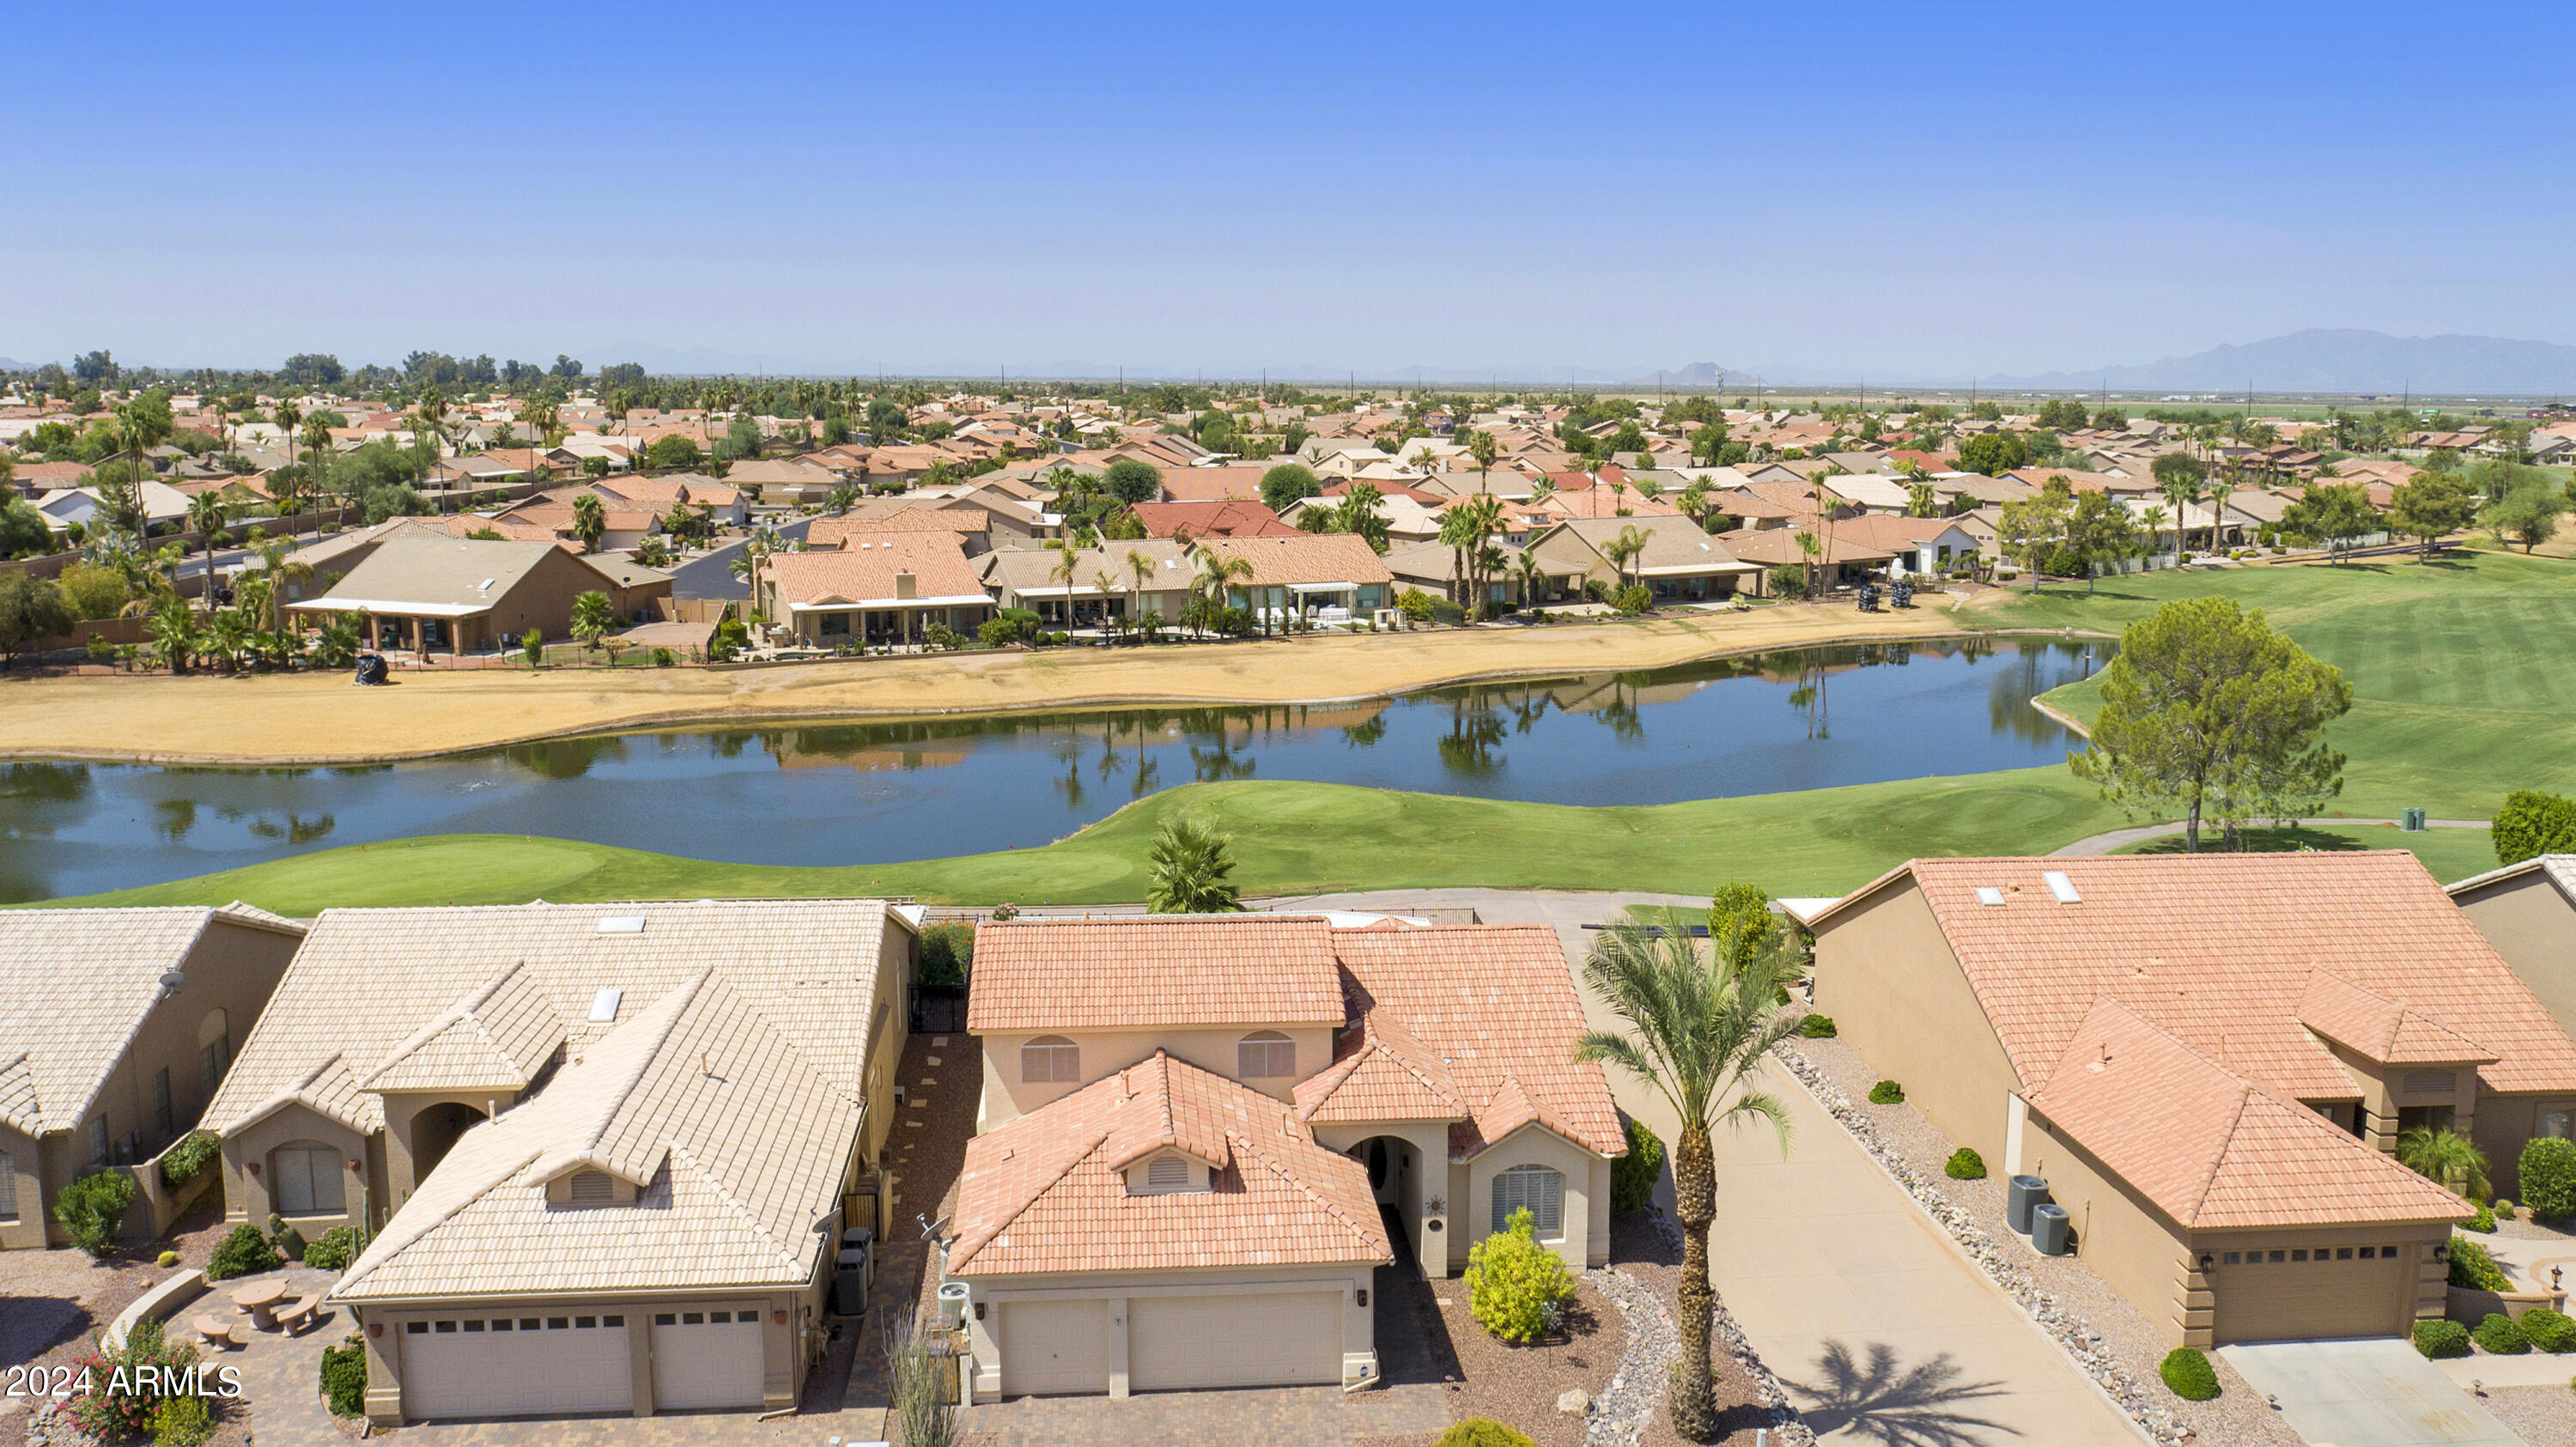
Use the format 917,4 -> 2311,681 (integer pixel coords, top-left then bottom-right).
8,1 -> 2565,380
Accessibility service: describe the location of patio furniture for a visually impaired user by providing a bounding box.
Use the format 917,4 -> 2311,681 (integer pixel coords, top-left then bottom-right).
229,1280 -> 288,1329
191,1315 -> 243,1350
277,1293 -> 329,1334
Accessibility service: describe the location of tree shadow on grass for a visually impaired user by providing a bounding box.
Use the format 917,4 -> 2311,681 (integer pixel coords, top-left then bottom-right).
2123,824 -> 2391,856
1782,1340 -> 2017,1446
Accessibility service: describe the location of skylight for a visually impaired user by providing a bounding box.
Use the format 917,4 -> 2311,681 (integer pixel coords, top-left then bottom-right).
2042,871 -> 2082,903
596,915 -> 646,934
1975,887 -> 2007,907
588,988 -> 624,1022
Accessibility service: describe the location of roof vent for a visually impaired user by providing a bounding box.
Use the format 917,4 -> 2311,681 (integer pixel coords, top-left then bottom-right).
1975,887 -> 2007,908
2042,871 -> 2081,903
588,988 -> 623,1022
596,915 -> 646,934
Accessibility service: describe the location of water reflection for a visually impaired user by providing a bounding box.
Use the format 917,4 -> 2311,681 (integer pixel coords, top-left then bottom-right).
2,641 -> 2105,902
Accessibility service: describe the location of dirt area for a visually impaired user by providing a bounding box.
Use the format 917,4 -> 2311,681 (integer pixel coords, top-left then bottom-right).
0,1203 -> 237,1447
1367,1269 -> 1625,1447
0,600 -> 1978,765
1606,1213 -> 1788,1447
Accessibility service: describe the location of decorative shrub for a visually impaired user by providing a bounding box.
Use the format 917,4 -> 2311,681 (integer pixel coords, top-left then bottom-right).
302,1225 -> 364,1272
150,1392 -> 216,1447
1396,588 -> 1437,622
206,1223 -> 283,1280
2450,1237 -> 2512,1292
269,1214 -> 307,1261
2494,1198 -> 2517,1221
918,922 -> 975,988
156,1250 -> 179,1268
158,1130 -> 221,1189
650,647 -> 676,667
1437,1421 -> 1537,1447
2468,1202 -> 2497,1233
1464,1207 -> 1578,1345
54,1170 -> 138,1259
1946,1148 -> 1987,1181
1611,1118 -> 1665,1215
2415,1320 -> 2470,1359
2158,1347 -> 2219,1401
1611,582 -> 1654,616
64,1319 -> 199,1441
1868,1079 -> 1905,1105
320,1336 -> 369,1418
2522,1306 -> 2576,1353
1799,1013 -> 1837,1038
2475,1312 -> 2532,1354
2522,1137 -> 2576,1219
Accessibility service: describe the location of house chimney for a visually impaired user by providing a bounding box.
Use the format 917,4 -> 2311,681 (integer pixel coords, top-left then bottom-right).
894,571 -> 917,600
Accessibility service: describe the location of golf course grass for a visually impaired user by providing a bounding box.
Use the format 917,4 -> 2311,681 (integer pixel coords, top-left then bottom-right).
31,548 -> 2567,912
2111,823 -> 2502,883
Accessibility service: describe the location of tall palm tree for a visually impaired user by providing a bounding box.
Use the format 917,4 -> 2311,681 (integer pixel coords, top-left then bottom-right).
1125,548 -> 1158,629
185,491 -> 231,610
1575,908 -> 1803,1441
1047,536 -> 1084,631
1606,523 -> 1650,591
250,537 -> 314,632
1467,428 -> 1498,496
2204,467 -> 2239,552
300,417 -> 335,518
1515,548 -> 1549,608
729,536 -> 775,618
1190,546 -> 1254,637
570,494 -> 607,553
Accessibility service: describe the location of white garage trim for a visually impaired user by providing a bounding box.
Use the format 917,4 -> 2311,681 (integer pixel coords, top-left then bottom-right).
402,1312 -> 634,1419
999,1299 -> 1106,1396
650,1308 -> 766,1409
1129,1292 -> 1340,1391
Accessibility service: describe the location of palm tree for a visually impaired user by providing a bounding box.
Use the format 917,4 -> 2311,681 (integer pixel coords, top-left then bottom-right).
117,396 -> 172,507
1605,523 -> 1650,592
1144,815 -> 1242,913
1125,549 -> 1158,630
569,589 -> 617,655
1047,536 -> 1084,632
1515,549 -> 1549,608
204,607 -> 253,672
2396,1126 -> 2490,1201
145,604 -> 202,675
570,494 -> 607,553
1191,546 -> 1254,637
185,491 -> 231,610
2204,467 -> 2239,552
1467,428 -> 1498,496
300,417 -> 335,516
271,398 -> 303,482
1575,906 -> 1804,1440
311,611 -> 363,668
729,536 -> 774,618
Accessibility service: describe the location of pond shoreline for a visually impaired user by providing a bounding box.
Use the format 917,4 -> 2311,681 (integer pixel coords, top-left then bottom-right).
0,599 -> 2109,767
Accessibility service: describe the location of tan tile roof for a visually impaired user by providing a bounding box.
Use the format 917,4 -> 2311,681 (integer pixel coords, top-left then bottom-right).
0,905 -> 304,1135
2026,1000 -> 2470,1230
207,901 -> 898,1139
946,1050 -> 1389,1277
2297,970 -> 2496,1067
1128,501 -> 1299,538
1201,533 -> 1395,587
765,535 -> 989,607
333,968 -> 864,1300
1293,1006 -> 1464,1124
1818,854 -> 2576,1101
968,915 -> 1346,1033
806,508 -> 988,545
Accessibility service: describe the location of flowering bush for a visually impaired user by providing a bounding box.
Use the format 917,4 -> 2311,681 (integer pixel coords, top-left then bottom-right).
63,1319 -> 202,1442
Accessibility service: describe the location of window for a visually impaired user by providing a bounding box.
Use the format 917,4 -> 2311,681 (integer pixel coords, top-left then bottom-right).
1492,1164 -> 1565,1238
1237,1031 -> 1296,1079
2221,1251 -> 2240,1265
2398,1104 -> 2454,1134
89,1117 -> 111,1168
2542,1108 -> 2573,1140
1138,1155 -> 1200,1195
820,611 -> 850,637
405,1322 -> 426,1335
1021,1036 -> 1079,1085
153,1068 -> 173,1140
568,1170 -> 614,1205
0,1151 -> 15,1221
272,1144 -> 346,1214
198,1010 -> 232,1097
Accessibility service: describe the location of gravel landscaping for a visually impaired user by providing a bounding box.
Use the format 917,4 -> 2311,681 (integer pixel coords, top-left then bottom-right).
2484,1382 -> 2576,1446
1782,1037 -> 2302,1447
0,1203 -> 241,1447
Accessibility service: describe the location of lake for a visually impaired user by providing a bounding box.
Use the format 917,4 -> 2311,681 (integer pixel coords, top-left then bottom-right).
0,639 -> 2104,902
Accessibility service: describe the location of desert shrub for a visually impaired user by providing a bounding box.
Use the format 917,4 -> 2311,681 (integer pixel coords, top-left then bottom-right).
156,1250 -> 179,1268
1437,1421 -> 1537,1447
2158,1347 -> 2219,1401
1611,1118 -> 1664,1215
918,922 -> 975,988
1465,1207 -> 1578,1344
64,1318 -> 198,1441
1396,587 -> 1437,622
1946,1147 -> 1987,1181
301,1225 -> 363,1272
2450,1237 -> 2512,1292
205,1223 -> 282,1280
1611,582 -> 1653,615
651,647 -> 676,667
1766,563 -> 1808,599
2467,1202 -> 2497,1233
2414,1319 -> 2470,1358
1799,1013 -> 1836,1037
2522,1137 -> 2576,1219
2494,1198 -> 2516,1221
1868,1079 -> 1905,1105
320,1337 -> 368,1417
158,1130 -> 220,1188
150,1392 -> 216,1447
54,1170 -> 138,1259
2475,1312 -> 2532,1354
2522,1307 -> 2576,1353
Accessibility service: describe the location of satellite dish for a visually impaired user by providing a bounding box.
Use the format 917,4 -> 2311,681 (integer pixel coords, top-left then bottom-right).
159,968 -> 186,993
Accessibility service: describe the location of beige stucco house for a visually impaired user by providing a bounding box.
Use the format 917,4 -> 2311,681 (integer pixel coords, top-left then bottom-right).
2451,854 -> 2576,1075
951,915 -> 1622,1399
201,899 -> 920,1424
1805,853 -> 2576,1347
1,905 -> 305,1250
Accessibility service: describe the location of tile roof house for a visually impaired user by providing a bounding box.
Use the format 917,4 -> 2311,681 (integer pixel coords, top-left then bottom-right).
951,915 -> 1620,1398
758,534 -> 993,647
2449,854 -> 2576,1064
1127,499 -> 1299,540
1526,517 -> 1755,604
1199,534 -> 1395,624
204,899 -> 920,1425
0,905 -> 306,1251
286,537 -> 662,655
1806,853 -> 2576,1347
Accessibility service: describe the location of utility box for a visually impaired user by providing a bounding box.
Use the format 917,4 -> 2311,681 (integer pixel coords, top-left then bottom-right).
2008,1175 -> 2049,1234
2032,1203 -> 2071,1256
2402,807 -> 2427,832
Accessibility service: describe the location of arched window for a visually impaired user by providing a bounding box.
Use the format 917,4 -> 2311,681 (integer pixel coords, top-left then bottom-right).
197,1010 -> 232,1096
1237,1031 -> 1296,1079
1021,1036 -> 1079,1085
1492,1164 -> 1564,1238
272,1142 -> 346,1215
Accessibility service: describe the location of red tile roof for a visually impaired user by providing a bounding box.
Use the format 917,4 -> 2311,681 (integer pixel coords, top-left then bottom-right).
763,534 -> 988,607
969,915 -> 1346,1033
1128,500 -> 1298,539
1201,533 -> 1395,587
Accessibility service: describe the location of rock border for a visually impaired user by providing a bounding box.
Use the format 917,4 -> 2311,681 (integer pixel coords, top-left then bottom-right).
1772,1042 -> 2191,1444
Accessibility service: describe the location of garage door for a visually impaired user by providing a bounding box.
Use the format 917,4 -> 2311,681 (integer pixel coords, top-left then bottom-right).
2214,1243 -> 2413,1344
402,1313 -> 633,1419
999,1299 -> 1106,1396
651,1308 -> 767,1409
1130,1292 -> 1341,1391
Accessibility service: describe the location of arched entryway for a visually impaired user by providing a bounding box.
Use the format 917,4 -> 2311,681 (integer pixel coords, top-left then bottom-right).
1348,1135 -> 1425,1269
410,1102 -> 486,1183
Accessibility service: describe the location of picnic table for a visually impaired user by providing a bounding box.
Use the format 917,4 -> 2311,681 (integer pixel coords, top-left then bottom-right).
229,1280 -> 288,1328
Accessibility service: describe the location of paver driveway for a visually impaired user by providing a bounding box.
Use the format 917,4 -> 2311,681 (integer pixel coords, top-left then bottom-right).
2220,1340 -> 2525,1447
1279,887 -> 2147,1445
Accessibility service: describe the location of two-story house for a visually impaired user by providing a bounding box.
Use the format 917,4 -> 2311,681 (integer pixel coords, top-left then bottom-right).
202,899 -> 920,1425
2,904 -> 305,1251
951,914 -> 1623,1399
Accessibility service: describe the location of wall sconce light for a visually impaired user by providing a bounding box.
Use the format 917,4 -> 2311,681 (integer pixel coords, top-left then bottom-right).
2433,1244 -> 2451,1263
349,1160 -> 364,1176
772,1310 -> 787,1325
247,1162 -> 260,1176
1356,1288 -> 1369,1308
1426,1219 -> 1443,1232
367,1323 -> 382,1339
973,1302 -> 987,1322
2196,1253 -> 2215,1273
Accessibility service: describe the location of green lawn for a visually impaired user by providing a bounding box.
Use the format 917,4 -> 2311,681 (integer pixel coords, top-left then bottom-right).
1990,550 -> 2576,819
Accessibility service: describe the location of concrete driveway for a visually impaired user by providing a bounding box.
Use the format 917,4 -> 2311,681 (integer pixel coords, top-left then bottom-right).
2219,1340 -> 2524,1447
1274,888 -> 2146,1445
